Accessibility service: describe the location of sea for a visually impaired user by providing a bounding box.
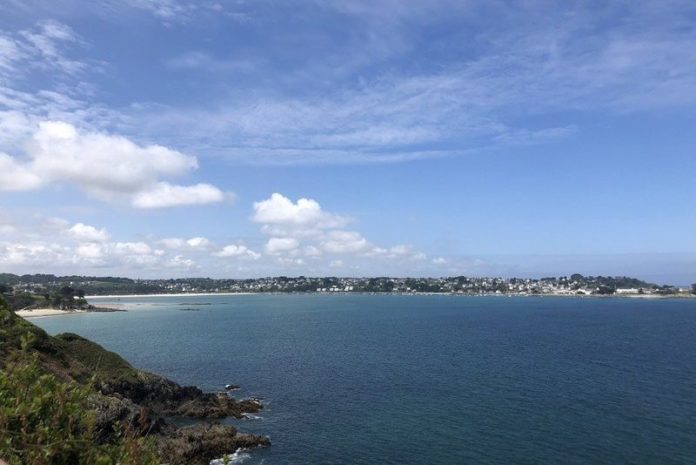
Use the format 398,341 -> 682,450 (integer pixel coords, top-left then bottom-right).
33,294 -> 696,465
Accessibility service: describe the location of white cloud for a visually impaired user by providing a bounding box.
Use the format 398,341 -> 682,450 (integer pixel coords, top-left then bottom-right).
0,225 -> 15,235
127,1 -> 696,167
388,245 -> 411,256
168,254 -> 196,269
76,242 -> 104,259
159,238 -> 187,249
114,241 -> 152,256
185,236 -> 211,249
253,193 -> 348,227
432,257 -> 447,265
126,0 -> 195,22
303,245 -> 322,257
29,121 -> 195,193
277,257 -> 305,266
265,237 -> 300,254
18,20 -> 86,75
68,223 -> 110,242
321,230 -> 369,254
0,241 -> 71,267
0,153 -> 42,191
159,236 -> 215,251
132,182 -> 226,209
251,192 -> 428,267
0,20 -> 88,78
0,120 -> 226,209
213,244 -> 261,259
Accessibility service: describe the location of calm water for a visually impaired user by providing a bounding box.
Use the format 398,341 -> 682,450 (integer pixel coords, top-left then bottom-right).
34,295 -> 696,464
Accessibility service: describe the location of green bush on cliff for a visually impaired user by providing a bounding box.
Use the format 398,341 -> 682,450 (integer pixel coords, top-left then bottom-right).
0,296 -> 160,465
0,340 -> 160,465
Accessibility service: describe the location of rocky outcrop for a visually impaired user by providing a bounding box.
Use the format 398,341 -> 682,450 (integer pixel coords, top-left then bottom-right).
98,371 -> 263,419
1,305 -> 270,464
158,423 -> 270,465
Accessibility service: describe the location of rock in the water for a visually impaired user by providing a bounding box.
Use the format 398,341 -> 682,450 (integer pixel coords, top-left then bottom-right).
157,423 -> 270,465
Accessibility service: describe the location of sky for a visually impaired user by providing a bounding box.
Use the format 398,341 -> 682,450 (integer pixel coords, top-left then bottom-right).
0,0 -> 695,284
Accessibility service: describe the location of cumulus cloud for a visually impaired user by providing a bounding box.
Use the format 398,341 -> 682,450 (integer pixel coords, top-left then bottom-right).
253,193 -> 348,228
29,121 -> 192,193
168,254 -> 196,269
159,238 -> 187,249
131,182 -> 226,209
251,192 -> 427,265
185,237 -> 211,249
76,242 -> 104,259
113,241 -> 152,255
213,244 -> 261,259
0,153 -> 42,191
158,236 -> 214,251
0,121 -> 226,209
0,242 -> 71,267
265,237 -> 300,254
68,223 -> 110,242
321,230 -> 369,254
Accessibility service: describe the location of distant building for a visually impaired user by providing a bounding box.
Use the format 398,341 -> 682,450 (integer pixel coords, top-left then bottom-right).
616,288 -> 639,294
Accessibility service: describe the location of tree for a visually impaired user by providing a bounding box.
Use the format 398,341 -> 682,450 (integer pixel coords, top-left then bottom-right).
75,289 -> 88,309
0,283 -> 10,295
692,284 -> 696,295
59,286 -> 75,310
594,286 -> 615,295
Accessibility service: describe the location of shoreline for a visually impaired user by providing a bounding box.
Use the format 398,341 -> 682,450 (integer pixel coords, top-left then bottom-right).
16,308 -> 88,318
86,292 -> 256,299
19,293 -> 694,319
86,291 -> 696,299
16,306 -> 126,318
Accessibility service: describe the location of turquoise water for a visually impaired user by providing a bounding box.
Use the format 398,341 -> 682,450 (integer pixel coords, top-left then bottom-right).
34,295 -> 696,464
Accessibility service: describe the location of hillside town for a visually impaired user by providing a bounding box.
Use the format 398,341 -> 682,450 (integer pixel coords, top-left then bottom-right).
2,273 -> 694,297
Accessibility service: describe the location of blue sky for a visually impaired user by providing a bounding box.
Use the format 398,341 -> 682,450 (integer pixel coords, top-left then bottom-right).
0,0 -> 694,284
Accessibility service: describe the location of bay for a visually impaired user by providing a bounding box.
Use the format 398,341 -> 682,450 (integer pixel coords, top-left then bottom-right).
34,295 -> 696,464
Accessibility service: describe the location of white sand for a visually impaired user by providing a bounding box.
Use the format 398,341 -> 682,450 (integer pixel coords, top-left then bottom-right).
16,308 -> 87,318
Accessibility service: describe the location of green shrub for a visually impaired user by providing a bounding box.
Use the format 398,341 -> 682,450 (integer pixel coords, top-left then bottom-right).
0,336 -> 160,465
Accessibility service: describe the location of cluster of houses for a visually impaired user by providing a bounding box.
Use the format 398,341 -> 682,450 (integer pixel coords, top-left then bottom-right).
5,274 -> 691,297
132,275 -> 679,296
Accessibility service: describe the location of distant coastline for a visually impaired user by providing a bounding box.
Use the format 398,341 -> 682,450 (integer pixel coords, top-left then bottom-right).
87,291 -> 696,299
6,273 -> 693,300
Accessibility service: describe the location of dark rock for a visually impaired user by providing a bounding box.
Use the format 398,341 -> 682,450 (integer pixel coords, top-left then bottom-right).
88,394 -> 166,443
98,371 -> 262,419
157,423 -> 270,465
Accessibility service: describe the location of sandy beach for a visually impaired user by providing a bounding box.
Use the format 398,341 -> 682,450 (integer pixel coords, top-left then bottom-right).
15,308 -> 87,318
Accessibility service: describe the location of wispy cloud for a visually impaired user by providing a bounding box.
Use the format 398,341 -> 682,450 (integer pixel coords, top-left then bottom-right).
129,1 -> 696,165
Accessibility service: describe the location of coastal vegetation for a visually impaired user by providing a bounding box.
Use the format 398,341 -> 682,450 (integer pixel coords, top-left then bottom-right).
0,283 -> 99,312
0,297 -> 269,464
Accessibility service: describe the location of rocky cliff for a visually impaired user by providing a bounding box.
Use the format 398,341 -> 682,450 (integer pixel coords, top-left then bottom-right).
0,301 -> 269,465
